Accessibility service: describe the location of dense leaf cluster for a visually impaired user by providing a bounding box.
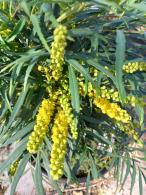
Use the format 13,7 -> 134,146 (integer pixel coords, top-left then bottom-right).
0,0 -> 146,194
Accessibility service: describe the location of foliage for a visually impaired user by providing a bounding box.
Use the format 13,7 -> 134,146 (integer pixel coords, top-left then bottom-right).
0,0 -> 146,194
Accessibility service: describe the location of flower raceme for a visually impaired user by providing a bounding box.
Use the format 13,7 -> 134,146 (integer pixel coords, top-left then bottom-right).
9,160 -> 20,176
80,81 -> 136,107
123,62 -> 146,73
117,123 -> 143,146
50,109 -> 68,180
38,25 -> 67,81
49,25 -> 67,81
60,93 -> 78,139
27,95 -> 57,154
100,86 -> 137,107
93,97 -> 131,123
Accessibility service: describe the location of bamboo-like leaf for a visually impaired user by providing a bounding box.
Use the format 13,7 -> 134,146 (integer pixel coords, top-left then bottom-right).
20,0 -> 31,16
69,28 -> 94,36
89,153 -> 99,179
69,65 -> 80,114
2,85 -> 29,135
86,171 -> 91,193
34,154 -> 45,195
122,159 -> 131,187
68,59 -> 94,85
3,122 -> 34,146
139,169 -> 143,195
31,14 -> 50,53
10,154 -> 30,195
4,90 -> 12,112
64,160 -> 72,183
135,105 -> 144,125
86,130 -> 113,146
7,18 -> 26,42
24,62 -> 35,90
44,137 -> 52,151
141,170 -> 146,183
86,59 -> 117,86
115,30 -> 126,102
0,139 -> 27,172
130,161 -> 137,195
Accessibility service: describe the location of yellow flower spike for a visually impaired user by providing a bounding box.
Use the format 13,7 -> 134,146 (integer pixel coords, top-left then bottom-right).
117,123 -> 143,146
126,96 -> 137,107
50,109 -> 68,180
93,96 -> 131,123
59,93 -> 78,139
48,25 -> 67,81
123,62 -> 146,73
38,65 -> 44,72
9,160 -> 20,176
27,94 -> 57,154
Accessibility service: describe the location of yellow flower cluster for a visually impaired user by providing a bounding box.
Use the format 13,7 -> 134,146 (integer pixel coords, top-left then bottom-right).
9,160 -> 19,176
93,97 -> 131,123
100,86 -> 120,101
60,93 -> 78,139
80,82 -> 136,106
37,65 -> 50,82
90,67 -> 99,78
50,109 -> 68,180
100,86 -> 137,106
79,81 -> 95,97
126,95 -> 136,107
123,62 -> 146,73
27,95 -> 57,154
117,123 -> 143,146
38,25 -> 67,81
49,25 -> 67,81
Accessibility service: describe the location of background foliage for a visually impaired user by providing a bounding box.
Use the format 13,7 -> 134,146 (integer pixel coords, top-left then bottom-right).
0,0 -> 146,194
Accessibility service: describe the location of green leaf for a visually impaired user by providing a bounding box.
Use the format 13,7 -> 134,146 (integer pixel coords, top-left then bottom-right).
86,130 -> 113,146
2,85 -> 29,135
86,171 -> 91,193
69,65 -> 80,114
34,154 -> 45,195
44,137 -> 52,151
115,30 -> 126,102
7,18 -> 26,42
89,153 -> 99,179
130,2 -> 146,12
130,161 -> 137,195
4,90 -> 12,112
64,160 -> 72,183
67,59 -> 94,85
120,159 -> 125,185
31,14 -> 50,53
20,0 -> 31,16
24,62 -> 35,90
69,28 -> 94,36
0,139 -> 27,172
141,170 -> 146,183
115,158 -> 120,189
122,159 -> 131,187
86,59 -> 117,87
139,170 -> 143,195
42,3 -> 58,27
10,154 -> 30,195
41,151 -> 51,177
3,122 -> 34,146
135,105 -> 144,125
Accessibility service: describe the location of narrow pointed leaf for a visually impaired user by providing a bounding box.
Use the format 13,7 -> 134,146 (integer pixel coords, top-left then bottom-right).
10,154 -> 30,195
